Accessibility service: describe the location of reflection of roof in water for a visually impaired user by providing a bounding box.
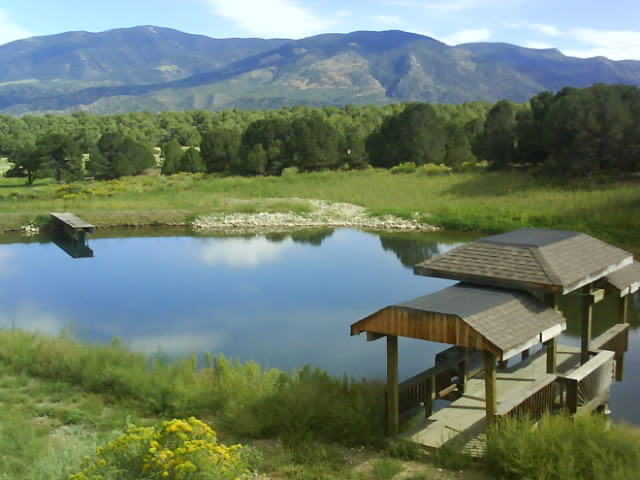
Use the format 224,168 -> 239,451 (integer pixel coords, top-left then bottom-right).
415,228 -> 633,294
351,283 -> 566,361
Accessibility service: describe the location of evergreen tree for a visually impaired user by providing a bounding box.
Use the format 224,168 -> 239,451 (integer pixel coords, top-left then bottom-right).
160,139 -> 183,175
179,147 -> 206,173
38,133 -> 82,182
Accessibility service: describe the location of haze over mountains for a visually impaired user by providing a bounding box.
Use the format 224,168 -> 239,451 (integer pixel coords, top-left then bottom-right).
1,25 -> 640,114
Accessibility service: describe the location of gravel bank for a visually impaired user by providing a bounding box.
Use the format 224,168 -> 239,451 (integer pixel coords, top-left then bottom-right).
193,199 -> 438,232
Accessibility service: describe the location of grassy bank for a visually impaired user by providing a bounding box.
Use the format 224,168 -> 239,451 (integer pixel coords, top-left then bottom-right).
0,329 -> 493,480
2,330 -> 639,479
1,169 -> 639,250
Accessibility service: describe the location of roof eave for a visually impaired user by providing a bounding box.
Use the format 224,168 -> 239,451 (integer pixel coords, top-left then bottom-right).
413,266 -> 562,293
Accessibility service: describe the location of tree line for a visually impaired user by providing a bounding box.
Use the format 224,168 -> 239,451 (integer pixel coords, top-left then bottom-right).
1,83 -> 639,184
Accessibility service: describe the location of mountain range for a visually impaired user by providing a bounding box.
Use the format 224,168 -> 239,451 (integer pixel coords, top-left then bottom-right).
1,25 -> 640,114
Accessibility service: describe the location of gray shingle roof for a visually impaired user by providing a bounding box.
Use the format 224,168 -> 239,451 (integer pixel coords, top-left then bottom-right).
606,262 -> 640,297
352,283 -> 566,360
414,228 -> 633,294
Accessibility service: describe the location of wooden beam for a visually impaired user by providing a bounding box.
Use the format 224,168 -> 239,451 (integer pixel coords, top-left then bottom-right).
545,338 -> 557,374
590,289 -> 606,304
459,347 -> 469,393
366,332 -> 385,342
619,295 -> 629,324
543,293 -> 558,373
386,335 -> 399,436
425,377 -> 434,418
581,287 -> 594,365
484,350 -> 497,428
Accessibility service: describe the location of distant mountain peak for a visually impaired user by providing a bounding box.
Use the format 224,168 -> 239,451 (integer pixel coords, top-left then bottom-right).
0,26 -> 638,114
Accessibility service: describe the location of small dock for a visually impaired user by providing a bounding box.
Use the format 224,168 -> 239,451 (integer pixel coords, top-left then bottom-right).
49,212 -> 94,233
48,212 -> 94,258
404,345 -> 581,448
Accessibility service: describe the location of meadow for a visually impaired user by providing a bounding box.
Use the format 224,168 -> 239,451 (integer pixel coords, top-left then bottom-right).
1,168 -> 639,251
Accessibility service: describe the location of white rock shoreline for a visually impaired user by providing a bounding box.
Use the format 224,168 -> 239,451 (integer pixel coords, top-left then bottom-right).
193,199 -> 439,232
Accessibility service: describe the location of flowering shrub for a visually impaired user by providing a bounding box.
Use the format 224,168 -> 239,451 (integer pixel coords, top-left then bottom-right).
69,417 -> 249,480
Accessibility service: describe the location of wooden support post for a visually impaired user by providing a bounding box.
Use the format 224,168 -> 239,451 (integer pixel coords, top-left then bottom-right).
484,351 -> 497,428
521,349 -> 530,360
545,338 -> 557,374
425,376 -> 434,418
543,292 -> 557,372
564,380 -> 578,414
459,347 -> 469,393
581,288 -> 594,365
619,295 -> 629,324
386,335 -> 399,436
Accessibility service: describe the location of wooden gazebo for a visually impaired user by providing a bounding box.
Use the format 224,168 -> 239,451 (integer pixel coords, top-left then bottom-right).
351,228 -> 638,443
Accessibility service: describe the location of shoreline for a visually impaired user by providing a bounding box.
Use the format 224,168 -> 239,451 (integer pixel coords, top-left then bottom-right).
7,199 -> 440,237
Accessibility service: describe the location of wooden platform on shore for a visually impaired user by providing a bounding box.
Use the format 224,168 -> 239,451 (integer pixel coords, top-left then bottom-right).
402,345 -> 582,448
50,212 -> 94,232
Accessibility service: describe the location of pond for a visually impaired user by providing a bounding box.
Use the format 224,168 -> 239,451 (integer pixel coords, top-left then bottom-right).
0,228 -> 638,424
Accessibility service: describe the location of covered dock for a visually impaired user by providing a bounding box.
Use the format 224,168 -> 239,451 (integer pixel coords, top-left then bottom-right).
351,228 -> 638,447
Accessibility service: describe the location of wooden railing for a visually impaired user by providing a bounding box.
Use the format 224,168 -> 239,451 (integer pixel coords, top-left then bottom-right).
557,350 -> 615,414
591,323 -> 629,381
390,347 -> 482,421
495,374 -> 557,421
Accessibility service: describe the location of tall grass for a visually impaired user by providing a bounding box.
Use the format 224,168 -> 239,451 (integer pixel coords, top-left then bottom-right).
0,329 -> 385,447
1,169 -> 638,250
483,414 -> 640,480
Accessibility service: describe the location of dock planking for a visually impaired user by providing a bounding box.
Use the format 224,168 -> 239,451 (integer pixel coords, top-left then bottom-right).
50,212 -> 94,232
402,345 -> 581,448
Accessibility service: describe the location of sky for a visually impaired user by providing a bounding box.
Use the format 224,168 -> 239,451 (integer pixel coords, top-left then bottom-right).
1,0 -> 640,60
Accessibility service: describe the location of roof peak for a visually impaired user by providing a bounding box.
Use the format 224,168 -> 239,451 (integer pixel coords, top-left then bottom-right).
479,228 -> 581,248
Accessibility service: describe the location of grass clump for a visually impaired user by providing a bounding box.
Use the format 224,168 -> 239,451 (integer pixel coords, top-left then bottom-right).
390,162 -> 417,174
484,414 -> 640,480
371,457 -> 404,479
416,163 -> 452,176
431,436 -> 473,471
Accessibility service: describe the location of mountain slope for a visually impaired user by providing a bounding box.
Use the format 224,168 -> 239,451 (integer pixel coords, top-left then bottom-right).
1,27 -> 640,113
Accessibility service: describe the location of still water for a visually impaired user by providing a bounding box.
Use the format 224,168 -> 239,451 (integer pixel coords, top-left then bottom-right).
0,228 -> 638,423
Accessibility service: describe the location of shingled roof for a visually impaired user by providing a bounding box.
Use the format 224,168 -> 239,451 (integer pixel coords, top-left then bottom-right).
414,228 -> 633,294
606,262 -> 640,297
350,283 -> 566,361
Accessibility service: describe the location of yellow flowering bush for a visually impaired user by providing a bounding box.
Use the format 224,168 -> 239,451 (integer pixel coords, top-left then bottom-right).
69,417 -> 249,480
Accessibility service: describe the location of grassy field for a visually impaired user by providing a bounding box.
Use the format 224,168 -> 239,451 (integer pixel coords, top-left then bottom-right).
1,168 -> 639,250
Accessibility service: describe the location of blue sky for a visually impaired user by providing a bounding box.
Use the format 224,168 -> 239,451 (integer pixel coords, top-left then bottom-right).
1,0 -> 640,60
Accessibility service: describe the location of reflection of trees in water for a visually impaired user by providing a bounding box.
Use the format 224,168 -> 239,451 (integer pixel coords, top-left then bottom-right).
378,233 -> 444,268
559,291 -> 640,339
264,229 -> 334,246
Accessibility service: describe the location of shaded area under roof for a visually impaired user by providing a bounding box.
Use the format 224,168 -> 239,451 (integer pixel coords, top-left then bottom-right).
606,262 -> 640,297
351,283 -> 566,361
414,228 -> 633,294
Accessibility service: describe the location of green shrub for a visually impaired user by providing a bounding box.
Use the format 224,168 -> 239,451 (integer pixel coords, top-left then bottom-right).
390,162 -> 416,174
416,163 -> 452,176
484,414 -> 640,480
282,166 -> 299,177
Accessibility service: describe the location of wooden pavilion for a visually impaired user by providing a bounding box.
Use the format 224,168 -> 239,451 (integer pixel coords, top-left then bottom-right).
351,228 -> 639,446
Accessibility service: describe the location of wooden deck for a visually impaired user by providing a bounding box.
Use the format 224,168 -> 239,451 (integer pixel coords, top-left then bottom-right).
50,212 -> 94,231
402,345 -> 581,448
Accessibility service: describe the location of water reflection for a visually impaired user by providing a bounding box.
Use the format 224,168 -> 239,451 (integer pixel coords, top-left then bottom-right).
378,232 -> 468,268
0,228 -> 637,424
